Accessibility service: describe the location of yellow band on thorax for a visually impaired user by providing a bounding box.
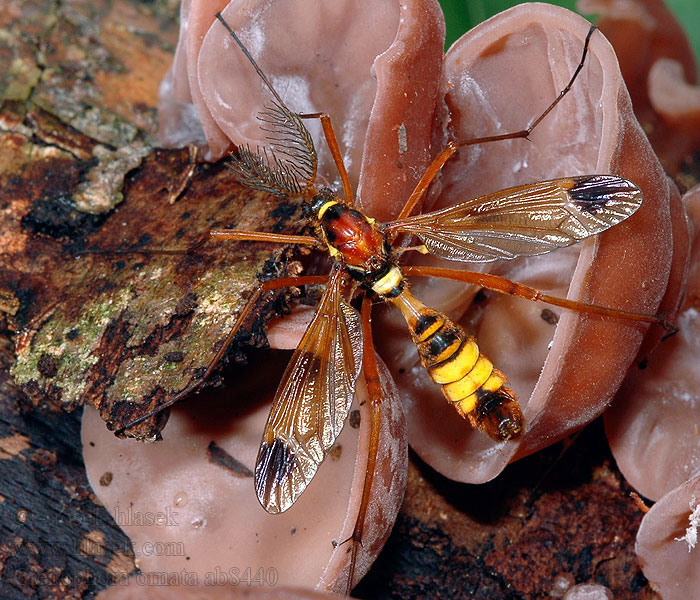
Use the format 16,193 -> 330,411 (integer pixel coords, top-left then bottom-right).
372,266 -> 403,296
317,200 -> 339,220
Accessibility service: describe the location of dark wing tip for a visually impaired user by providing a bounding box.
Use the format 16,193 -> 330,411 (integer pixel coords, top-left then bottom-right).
569,175 -> 642,214
255,438 -> 297,513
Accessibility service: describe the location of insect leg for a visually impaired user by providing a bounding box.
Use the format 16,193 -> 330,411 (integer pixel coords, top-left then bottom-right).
209,229 -> 322,247
340,295 -> 384,593
395,141 -> 462,220
117,273 -> 330,434
403,265 -> 676,334
166,145 -> 199,204
395,25 -> 597,221
74,246 -> 198,258
299,112 -> 354,206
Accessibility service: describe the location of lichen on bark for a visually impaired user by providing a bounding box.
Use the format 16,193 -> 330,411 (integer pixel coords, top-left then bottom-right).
2,0 -> 304,439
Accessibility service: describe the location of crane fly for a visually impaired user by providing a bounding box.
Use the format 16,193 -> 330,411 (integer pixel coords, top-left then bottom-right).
122,13 -> 672,585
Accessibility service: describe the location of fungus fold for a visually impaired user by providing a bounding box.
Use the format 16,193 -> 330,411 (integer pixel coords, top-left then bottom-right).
87,0 -> 686,592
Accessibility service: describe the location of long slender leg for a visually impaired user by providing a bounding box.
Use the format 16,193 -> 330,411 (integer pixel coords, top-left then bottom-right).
167,144 -> 199,205
74,229 -> 217,258
209,229 -> 322,247
117,274 -> 330,434
82,230 -> 322,258
299,112 -> 354,206
403,265 -> 675,333
395,25 -> 597,221
343,295 -> 384,594
74,246 -> 198,258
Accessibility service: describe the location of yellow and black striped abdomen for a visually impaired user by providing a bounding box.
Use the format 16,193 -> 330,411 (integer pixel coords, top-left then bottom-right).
392,288 -> 523,441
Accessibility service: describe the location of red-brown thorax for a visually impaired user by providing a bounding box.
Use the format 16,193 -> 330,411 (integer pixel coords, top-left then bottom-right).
318,201 -> 388,274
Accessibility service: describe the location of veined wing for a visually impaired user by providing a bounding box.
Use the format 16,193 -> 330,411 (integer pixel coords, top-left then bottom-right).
386,175 -> 642,263
255,266 -> 363,513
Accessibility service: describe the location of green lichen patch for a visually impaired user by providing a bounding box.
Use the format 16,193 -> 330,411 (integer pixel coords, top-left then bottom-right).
11,149 -> 307,439
0,0 -> 179,217
11,286 -> 134,411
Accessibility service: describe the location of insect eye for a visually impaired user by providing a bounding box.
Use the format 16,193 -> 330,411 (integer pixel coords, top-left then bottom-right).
310,188 -> 335,214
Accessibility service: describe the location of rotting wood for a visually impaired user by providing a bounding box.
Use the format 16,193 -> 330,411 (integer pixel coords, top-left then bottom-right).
0,343 -> 136,599
0,3 -> 303,596
2,0 -> 305,439
8,144 -> 305,438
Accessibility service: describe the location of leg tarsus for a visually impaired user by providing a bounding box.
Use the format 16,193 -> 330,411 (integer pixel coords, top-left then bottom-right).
657,309 -> 680,340
344,403 -> 381,595
209,228 -> 321,247
73,235 -> 209,259
454,25 -> 596,150
394,25 -> 598,222
116,274 -> 330,435
337,533 -> 360,548
403,265 -> 674,331
342,296 -> 384,595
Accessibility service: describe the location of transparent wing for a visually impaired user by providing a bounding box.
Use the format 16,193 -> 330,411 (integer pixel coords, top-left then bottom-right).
255,266 -> 363,513
387,175 -> 642,262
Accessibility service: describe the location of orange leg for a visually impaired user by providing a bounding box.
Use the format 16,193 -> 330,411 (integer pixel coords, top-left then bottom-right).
403,264 -> 676,334
209,229 -> 322,247
73,244 -> 200,258
344,295 -> 384,594
299,112 -> 354,206
395,25 -> 597,221
118,273 -> 330,433
76,228 -> 318,259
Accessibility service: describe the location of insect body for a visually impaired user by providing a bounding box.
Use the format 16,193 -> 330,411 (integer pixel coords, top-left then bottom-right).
314,190 -> 523,441
394,289 -> 520,441
125,14 -> 670,554
250,162 -> 645,514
